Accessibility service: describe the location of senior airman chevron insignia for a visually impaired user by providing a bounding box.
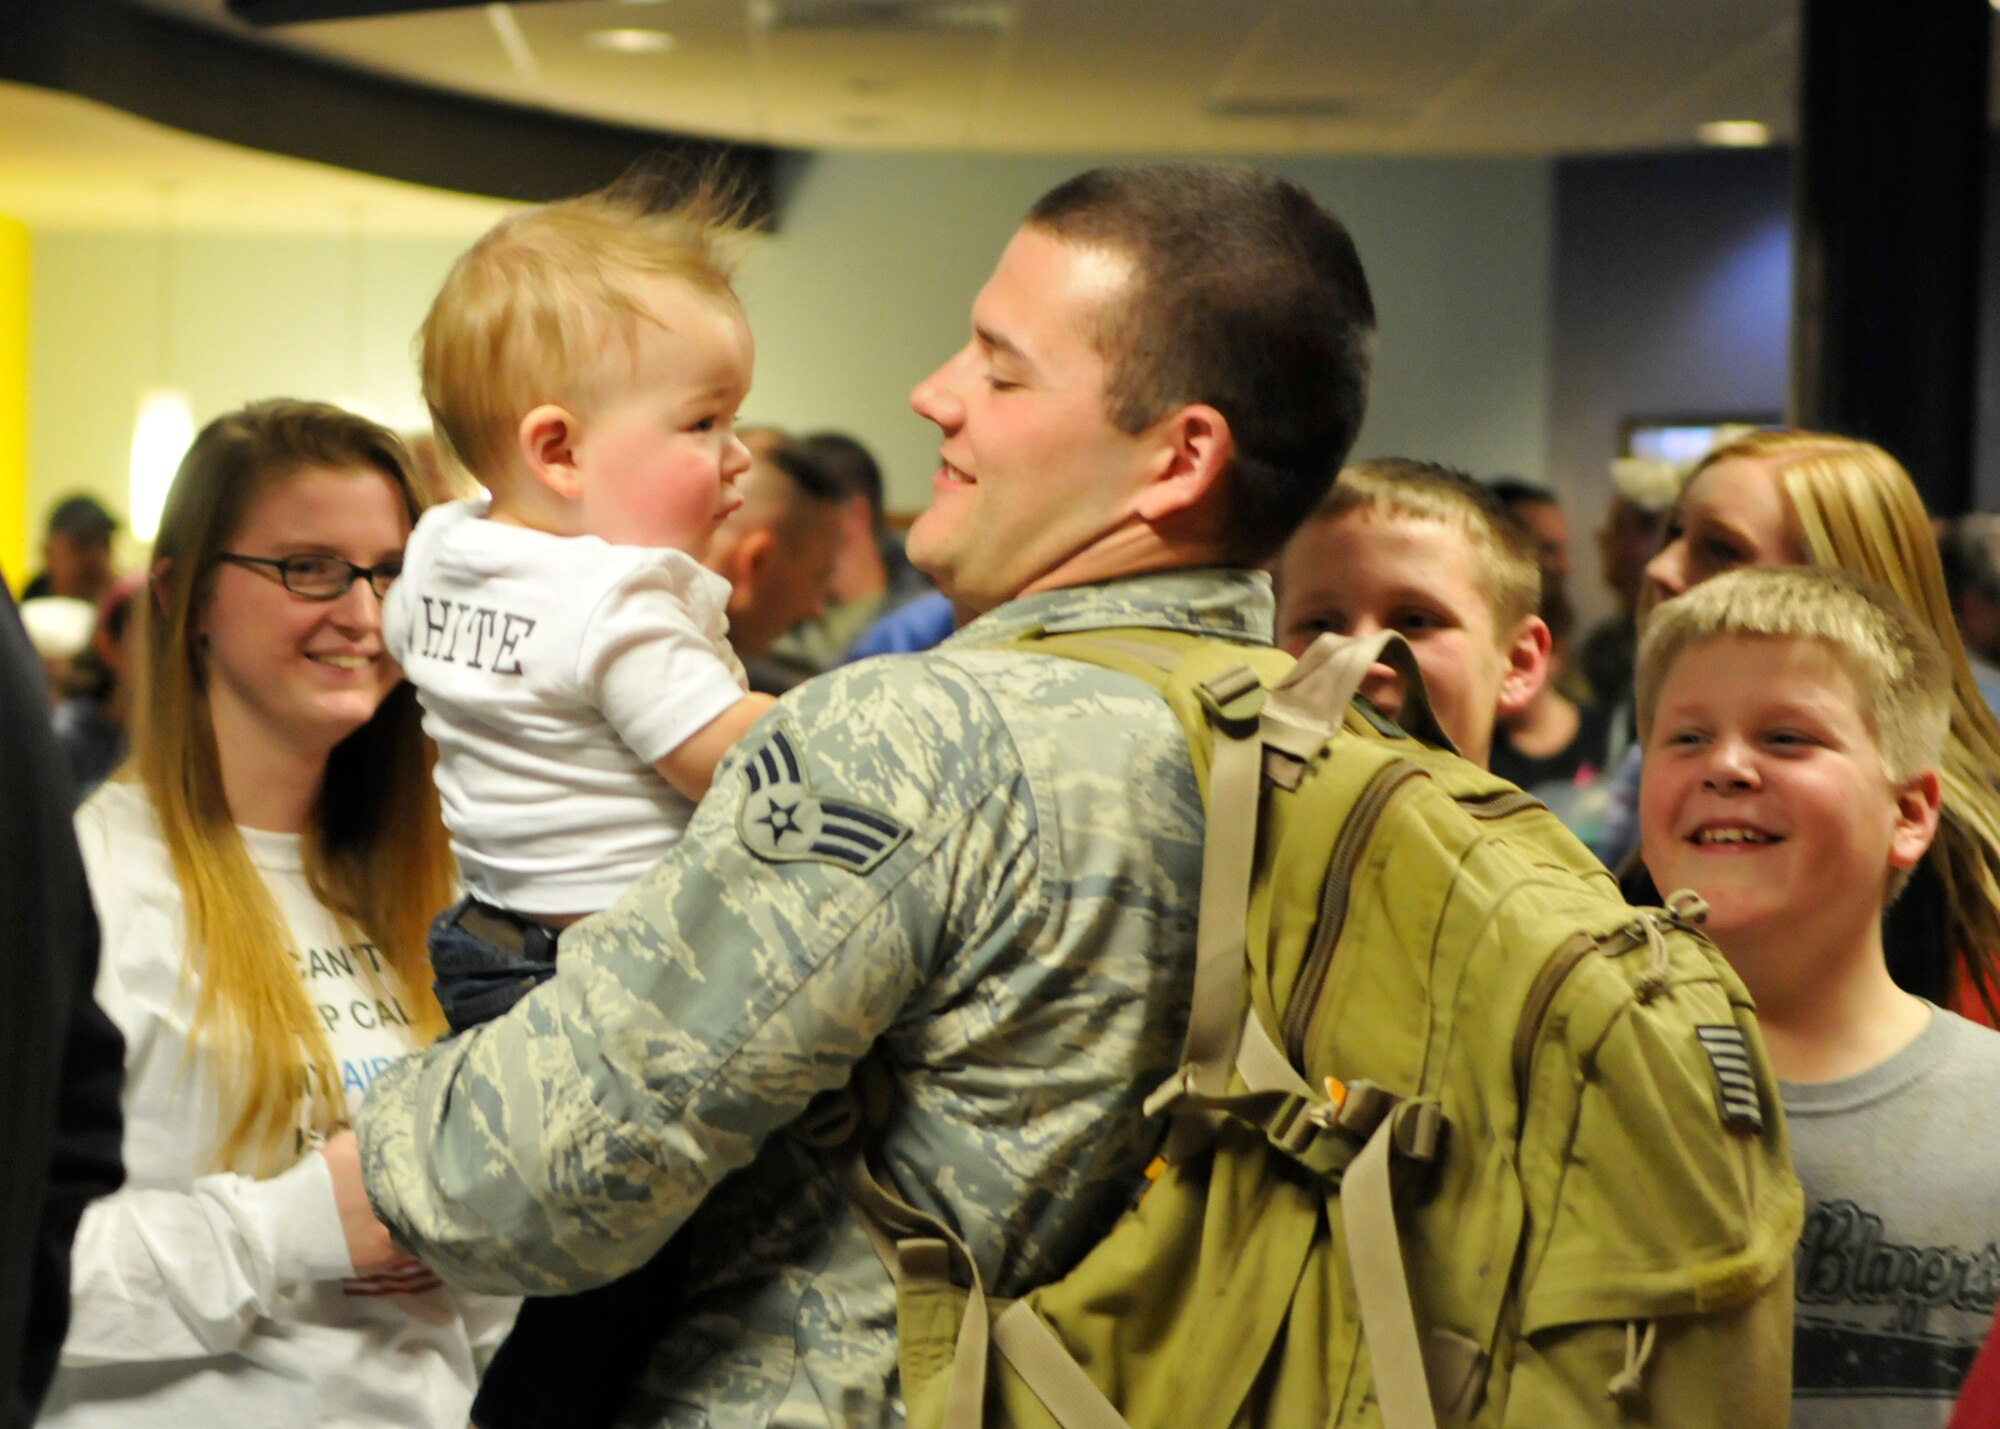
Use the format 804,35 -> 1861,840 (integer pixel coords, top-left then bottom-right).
1695,1024 -> 1764,1133
737,729 -> 910,874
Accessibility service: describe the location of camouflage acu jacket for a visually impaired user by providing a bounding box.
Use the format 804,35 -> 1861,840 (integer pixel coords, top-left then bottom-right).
357,568 -> 1274,1427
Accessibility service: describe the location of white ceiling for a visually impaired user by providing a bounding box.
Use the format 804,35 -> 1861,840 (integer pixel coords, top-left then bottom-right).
131,0 -> 1806,157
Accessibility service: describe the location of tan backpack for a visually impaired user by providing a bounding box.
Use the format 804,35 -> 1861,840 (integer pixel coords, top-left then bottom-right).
824,629 -> 1802,1428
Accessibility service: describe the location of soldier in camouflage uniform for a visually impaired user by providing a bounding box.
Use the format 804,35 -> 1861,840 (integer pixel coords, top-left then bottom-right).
358,164 -> 1377,1427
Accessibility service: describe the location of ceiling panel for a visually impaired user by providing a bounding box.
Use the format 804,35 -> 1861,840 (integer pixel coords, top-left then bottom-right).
1224,0 -> 1550,117
116,0 -> 1834,156
1427,0 -> 1794,152
755,25 -> 1008,147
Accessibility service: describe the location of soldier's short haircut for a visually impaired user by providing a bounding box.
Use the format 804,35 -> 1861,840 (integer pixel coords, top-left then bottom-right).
1636,565 -> 1950,786
1025,165 -> 1376,564
1314,459 -> 1542,637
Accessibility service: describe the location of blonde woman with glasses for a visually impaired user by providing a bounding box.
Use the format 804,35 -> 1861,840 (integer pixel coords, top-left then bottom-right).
40,400 -> 510,1428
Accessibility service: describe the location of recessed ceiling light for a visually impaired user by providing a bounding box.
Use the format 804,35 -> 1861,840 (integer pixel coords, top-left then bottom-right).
587,27 -> 676,53
1697,120 -> 1771,148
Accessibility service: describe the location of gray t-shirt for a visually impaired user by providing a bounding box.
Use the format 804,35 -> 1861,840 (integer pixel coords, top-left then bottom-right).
1786,1004 -> 2000,1427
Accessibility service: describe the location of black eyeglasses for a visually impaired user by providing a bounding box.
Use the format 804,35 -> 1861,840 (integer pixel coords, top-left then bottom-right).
215,552 -> 401,601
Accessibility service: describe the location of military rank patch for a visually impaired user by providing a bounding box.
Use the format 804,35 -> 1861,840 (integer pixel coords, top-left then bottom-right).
1695,1024 -> 1764,1133
738,729 -> 910,874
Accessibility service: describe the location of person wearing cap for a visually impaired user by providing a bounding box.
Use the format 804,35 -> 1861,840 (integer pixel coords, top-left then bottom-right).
22,496 -> 120,606
1578,433 -> 1756,712
1574,457 -> 1677,710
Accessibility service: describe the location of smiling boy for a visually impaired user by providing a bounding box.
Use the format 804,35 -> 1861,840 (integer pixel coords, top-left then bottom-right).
1273,458 -> 1550,768
1637,565 -> 2000,1424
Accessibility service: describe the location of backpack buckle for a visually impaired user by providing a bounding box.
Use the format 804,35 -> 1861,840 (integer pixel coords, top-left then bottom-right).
1142,1066 -> 1197,1119
1334,1080 -> 1398,1136
1197,664 -> 1267,728
1264,1093 -> 1358,1178
1267,1092 -> 1342,1155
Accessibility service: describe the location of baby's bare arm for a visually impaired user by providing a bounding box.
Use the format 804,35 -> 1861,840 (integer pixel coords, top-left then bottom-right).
652,693 -> 778,802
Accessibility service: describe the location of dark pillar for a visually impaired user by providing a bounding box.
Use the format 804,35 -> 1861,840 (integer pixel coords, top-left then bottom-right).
1792,0 -> 1990,515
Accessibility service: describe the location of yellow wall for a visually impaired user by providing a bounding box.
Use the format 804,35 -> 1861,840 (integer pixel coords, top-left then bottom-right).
0,216 -> 26,592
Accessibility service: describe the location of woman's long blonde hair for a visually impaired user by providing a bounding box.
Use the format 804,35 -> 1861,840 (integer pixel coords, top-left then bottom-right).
1690,429 -> 2000,1016
131,400 -> 453,1171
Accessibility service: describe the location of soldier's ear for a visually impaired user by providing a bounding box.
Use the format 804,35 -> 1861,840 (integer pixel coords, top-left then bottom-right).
1133,403 -> 1234,525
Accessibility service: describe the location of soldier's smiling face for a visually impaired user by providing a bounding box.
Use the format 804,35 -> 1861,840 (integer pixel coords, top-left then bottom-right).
906,226 -> 1166,613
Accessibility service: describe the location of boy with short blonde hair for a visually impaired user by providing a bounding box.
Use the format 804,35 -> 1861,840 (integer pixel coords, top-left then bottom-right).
1637,565 -> 2000,1423
1273,457 -> 1549,768
385,178 -> 774,1429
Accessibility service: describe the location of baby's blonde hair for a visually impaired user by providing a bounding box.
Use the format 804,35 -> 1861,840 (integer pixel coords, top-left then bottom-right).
1310,458 -> 1541,636
1636,565 -> 1949,786
420,174 -> 748,482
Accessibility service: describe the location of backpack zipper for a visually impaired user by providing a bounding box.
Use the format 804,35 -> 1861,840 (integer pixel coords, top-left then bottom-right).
1283,758 -> 1426,1064
1509,921 -> 1648,1120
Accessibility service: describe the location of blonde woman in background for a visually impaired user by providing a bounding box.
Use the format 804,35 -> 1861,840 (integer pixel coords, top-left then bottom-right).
1641,428 -> 2000,1023
40,400 -> 510,1428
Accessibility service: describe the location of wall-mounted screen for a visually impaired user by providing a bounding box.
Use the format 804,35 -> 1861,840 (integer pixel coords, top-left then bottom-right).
1619,414 -> 1782,466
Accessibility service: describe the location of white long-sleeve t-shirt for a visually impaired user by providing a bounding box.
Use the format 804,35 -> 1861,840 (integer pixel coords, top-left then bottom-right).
40,782 -> 512,1429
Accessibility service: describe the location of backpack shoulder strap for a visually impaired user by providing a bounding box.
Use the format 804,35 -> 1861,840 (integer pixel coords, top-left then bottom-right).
1012,627 -> 1290,1162
1275,629 -> 1456,757
1010,625 -> 1453,1163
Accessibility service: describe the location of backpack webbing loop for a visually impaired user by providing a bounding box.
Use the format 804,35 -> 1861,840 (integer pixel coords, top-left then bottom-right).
834,1145 -> 1004,1427
1195,663 -> 1266,727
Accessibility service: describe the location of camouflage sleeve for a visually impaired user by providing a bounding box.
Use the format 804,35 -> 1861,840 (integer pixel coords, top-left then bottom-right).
355,656 -> 1035,1295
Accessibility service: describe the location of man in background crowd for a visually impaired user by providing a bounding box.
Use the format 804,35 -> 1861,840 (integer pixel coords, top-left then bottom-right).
704,437 -> 847,693
21,497 -> 118,606
1578,457 -> 1677,708
764,432 -> 933,680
